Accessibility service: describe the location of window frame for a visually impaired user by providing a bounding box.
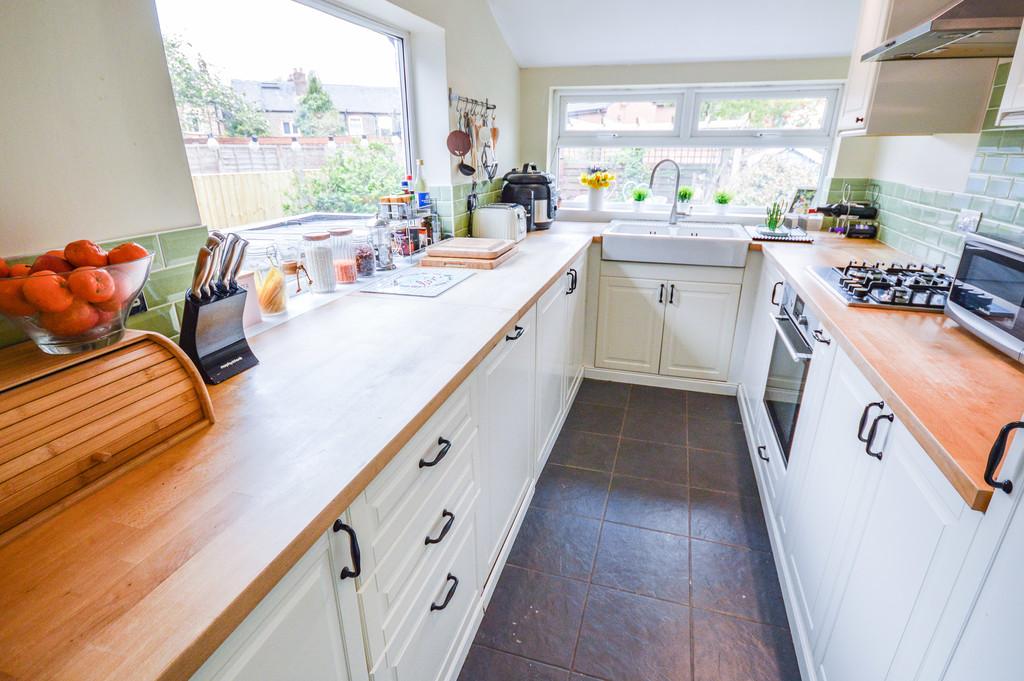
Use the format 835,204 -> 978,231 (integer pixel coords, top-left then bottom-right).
549,82 -> 842,211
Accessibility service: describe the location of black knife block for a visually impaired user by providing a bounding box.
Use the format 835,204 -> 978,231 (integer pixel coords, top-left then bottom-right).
179,288 -> 259,385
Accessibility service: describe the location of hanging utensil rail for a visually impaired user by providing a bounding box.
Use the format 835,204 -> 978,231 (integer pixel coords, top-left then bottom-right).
448,89 -> 497,116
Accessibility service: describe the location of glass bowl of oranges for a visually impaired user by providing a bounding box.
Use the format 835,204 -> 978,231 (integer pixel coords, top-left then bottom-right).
0,240 -> 153,355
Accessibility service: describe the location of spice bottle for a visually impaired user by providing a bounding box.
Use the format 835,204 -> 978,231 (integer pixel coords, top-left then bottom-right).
354,234 -> 376,278
302,232 -> 336,293
329,227 -> 357,284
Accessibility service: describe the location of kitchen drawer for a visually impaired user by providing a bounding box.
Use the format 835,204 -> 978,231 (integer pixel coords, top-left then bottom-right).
372,515 -> 481,681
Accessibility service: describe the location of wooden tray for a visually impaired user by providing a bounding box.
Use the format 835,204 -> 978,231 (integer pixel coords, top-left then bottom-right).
420,246 -> 519,270
425,237 -> 514,260
0,331 -> 214,538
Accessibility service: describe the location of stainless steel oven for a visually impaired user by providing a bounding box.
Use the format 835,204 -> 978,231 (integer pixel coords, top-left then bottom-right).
945,233 -> 1024,363
763,284 -> 824,465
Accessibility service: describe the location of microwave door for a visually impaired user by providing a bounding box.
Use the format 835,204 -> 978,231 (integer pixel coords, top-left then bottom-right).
947,237 -> 1024,361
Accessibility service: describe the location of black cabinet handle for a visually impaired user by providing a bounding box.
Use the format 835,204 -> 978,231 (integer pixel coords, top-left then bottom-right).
669,284 -> 675,305
757,445 -> 769,462
858,401 -> 885,443
566,268 -> 578,295
865,412 -> 894,460
658,283 -> 665,304
812,329 -> 831,345
985,421 -> 1023,494
419,436 -> 452,468
505,325 -> 525,341
770,281 -> 784,306
332,520 -> 362,580
425,509 -> 455,545
430,573 -> 459,612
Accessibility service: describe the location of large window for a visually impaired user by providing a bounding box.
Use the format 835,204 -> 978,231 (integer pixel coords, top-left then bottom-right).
552,85 -> 839,211
155,0 -> 412,229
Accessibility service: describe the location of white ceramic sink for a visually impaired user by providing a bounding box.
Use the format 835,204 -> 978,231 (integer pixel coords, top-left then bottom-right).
601,220 -> 751,267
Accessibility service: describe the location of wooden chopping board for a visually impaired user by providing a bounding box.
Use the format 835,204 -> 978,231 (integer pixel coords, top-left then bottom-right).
420,246 -> 518,270
425,237 -> 514,260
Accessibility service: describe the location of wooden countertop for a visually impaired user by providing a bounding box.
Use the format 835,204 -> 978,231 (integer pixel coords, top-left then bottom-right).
0,231 -> 591,681
761,234 -> 1024,512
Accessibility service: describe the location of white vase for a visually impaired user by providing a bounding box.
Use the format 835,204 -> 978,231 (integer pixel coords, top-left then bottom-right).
714,203 -> 729,215
587,187 -> 604,212
678,201 -> 692,215
632,200 -> 644,212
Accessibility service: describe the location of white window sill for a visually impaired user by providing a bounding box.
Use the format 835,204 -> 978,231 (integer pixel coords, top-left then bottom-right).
555,206 -> 766,225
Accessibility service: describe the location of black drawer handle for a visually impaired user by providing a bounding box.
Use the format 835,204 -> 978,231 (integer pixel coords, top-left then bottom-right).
858,401 -> 885,443
669,284 -> 675,305
985,421 -> 1023,494
430,573 -> 459,612
419,437 -> 451,468
770,281 -> 783,306
757,445 -> 769,462
425,509 -> 455,545
505,325 -> 525,341
332,519 -> 362,580
812,329 -> 831,345
658,283 -> 665,304
566,268 -> 578,295
865,412 -> 893,460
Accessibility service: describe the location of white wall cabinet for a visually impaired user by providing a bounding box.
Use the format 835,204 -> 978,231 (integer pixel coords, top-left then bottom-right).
997,26 -> 1024,127
191,534 -> 368,681
596,274 -> 739,382
838,0 -> 996,134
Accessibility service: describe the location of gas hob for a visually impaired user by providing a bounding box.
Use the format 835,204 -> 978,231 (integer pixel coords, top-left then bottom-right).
811,261 -> 953,311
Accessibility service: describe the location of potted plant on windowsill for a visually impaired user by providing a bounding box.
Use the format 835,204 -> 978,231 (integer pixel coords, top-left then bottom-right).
677,186 -> 694,215
631,186 -> 650,212
580,167 -> 615,212
713,190 -> 733,215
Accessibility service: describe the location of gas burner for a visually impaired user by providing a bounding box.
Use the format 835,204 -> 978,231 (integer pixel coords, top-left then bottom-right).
812,261 -> 953,312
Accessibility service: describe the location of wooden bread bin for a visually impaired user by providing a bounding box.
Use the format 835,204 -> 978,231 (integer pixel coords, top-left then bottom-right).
0,331 -> 214,538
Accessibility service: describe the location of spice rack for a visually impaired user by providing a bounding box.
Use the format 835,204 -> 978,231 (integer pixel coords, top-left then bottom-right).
377,198 -> 446,259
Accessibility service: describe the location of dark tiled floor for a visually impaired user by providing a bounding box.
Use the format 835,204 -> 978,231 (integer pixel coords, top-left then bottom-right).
459,380 -> 799,681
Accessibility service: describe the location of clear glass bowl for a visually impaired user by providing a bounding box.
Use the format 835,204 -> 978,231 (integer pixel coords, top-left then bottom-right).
0,254 -> 153,355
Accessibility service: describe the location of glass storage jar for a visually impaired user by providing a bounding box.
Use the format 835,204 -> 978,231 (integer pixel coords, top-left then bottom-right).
329,227 -> 357,284
354,233 -> 376,278
247,244 -> 288,317
302,232 -> 336,293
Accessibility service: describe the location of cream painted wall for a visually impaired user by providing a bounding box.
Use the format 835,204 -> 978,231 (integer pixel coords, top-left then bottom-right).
519,56 -> 850,168
832,133 -> 979,192
0,0 -> 201,256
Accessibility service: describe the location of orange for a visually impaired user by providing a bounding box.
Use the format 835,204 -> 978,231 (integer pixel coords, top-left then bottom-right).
67,267 -> 115,303
0,279 -> 36,316
107,242 -> 149,265
30,254 -> 73,274
40,299 -> 99,336
22,271 -> 74,313
64,240 -> 109,268
9,264 -> 31,278
0,258 -> 8,278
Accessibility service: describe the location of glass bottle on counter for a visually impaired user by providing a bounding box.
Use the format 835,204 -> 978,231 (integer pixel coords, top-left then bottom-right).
248,245 -> 288,317
329,227 -> 357,284
302,232 -> 336,293
354,233 -> 376,278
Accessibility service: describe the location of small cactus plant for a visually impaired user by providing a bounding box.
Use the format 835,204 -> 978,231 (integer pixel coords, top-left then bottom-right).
766,200 -> 786,231
632,186 -> 651,202
713,191 -> 732,205
677,186 -> 694,203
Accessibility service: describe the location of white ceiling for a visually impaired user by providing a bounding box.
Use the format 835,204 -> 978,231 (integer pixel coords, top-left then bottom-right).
487,0 -> 863,68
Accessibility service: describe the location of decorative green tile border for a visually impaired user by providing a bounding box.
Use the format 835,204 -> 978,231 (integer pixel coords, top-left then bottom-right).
0,225 -> 208,350
431,180 -> 504,237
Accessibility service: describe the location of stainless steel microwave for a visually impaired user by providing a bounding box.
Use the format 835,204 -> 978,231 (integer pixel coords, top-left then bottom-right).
945,233 -> 1024,363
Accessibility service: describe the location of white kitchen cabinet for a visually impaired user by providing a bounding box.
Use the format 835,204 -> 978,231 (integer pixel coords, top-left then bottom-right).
478,307 -> 536,572
738,255 -> 782,420
595,273 -> 740,382
837,0 -> 997,134
660,280 -> 740,381
997,29 -> 1024,127
535,272 -> 568,471
192,534 -> 368,681
565,251 -> 588,399
595,276 -> 664,374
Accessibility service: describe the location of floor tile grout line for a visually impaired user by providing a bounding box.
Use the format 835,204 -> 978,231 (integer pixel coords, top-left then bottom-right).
687,389 -> 697,681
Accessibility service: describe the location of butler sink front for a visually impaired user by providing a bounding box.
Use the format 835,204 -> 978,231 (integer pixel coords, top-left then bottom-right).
601,220 -> 751,267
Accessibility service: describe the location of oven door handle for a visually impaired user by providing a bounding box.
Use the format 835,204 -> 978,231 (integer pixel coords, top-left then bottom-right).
771,315 -> 813,362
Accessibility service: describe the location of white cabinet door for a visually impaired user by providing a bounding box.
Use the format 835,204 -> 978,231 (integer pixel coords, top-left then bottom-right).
659,280 -> 740,381
781,347 -> 883,651
595,276 -> 665,374
193,534 -> 367,681
998,26 -> 1024,127
535,276 -> 568,471
566,252 -> 588,400
816,416 -> 979,681
837,0 -> 887,131
478,307 -> 536,570
739,257 -> 782,418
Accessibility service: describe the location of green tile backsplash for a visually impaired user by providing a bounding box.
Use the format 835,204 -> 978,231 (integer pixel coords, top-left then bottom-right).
431,179 -> 503,238
0,224 -> 208,350
830,61 -> 1024,270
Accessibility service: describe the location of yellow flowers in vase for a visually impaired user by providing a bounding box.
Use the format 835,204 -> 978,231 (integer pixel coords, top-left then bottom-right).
580,166 -> 616,211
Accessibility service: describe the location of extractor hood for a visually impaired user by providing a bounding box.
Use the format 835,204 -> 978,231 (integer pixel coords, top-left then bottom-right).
862,0 -> 1023,62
